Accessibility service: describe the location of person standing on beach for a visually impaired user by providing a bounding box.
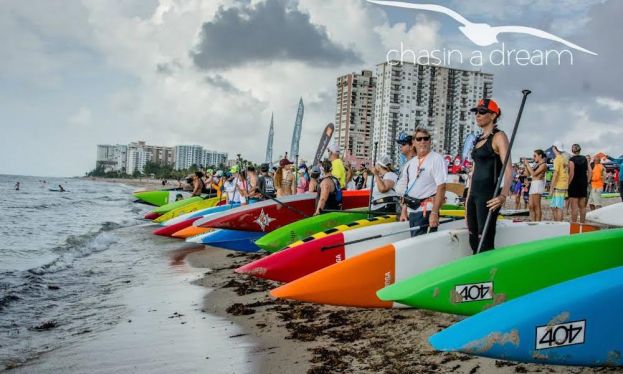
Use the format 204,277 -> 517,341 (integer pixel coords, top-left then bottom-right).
308,166 -> 321,193
396,128 -> 447,238
549,142 -> 569,221
568,144 -> 591,223
327,144 -> 346,188
275,158 -> 295,197
370,155 -> 399,213
589,156 -> 605,210
191,171 -> 206,197
465,99 -> 512,253
395,133 -> 415,177
296,164 -> 310,194
15,182 -> 20,191
246,165 -> 260,203
314,159 -> 342,215
606,154 -> 623,201
256,163 -> 277,199
523,150 -> 547,222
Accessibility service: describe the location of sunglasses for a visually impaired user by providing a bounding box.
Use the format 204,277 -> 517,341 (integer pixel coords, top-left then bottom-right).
415,136 -> 430,142
475,108 -> 492,115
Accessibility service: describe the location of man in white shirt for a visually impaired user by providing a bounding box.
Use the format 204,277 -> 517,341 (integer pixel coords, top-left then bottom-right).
395,128 -> 447,237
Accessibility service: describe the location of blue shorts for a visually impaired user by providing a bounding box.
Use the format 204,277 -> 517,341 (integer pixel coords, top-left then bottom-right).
551,189 -> 567,209
408,211 -> 438,237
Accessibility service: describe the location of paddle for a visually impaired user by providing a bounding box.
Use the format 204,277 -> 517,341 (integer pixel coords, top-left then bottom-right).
476,89 -> 532,254
367,142 -> 379,218
320,217 -> 461,251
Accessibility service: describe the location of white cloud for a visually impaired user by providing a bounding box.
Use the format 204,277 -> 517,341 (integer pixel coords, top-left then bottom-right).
596,97 -> 623,112
68,107 -> 93,128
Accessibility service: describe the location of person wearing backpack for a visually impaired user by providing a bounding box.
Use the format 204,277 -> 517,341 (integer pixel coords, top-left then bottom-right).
257,163 -> 277,199
314,159 -> 342,215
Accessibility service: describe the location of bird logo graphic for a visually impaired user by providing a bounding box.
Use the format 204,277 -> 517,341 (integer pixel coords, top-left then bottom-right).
368,0 -> 597,56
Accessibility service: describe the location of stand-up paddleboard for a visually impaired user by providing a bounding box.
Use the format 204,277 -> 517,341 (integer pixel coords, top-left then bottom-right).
151,196 -> 205,216
238,219 -> 465,283
187,229 -> 264,253
284,215 -> 398,250
133,190 -> 192,207
171,226 -> 211,239
154,197 -> 222,223
429,266 -> 623,367
196,191 -> 370,232
154,216 -> 203,237
161,203 -> 240,227
255,211 -> 369,252
602,192 -> 620,199
586,202 -> 622,227
256,203 -> 462,252
377,229 -> 623,315
271,222 -> 570,308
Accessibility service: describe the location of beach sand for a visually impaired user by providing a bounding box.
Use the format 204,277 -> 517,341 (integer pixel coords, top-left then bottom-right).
186,236 -> 620,374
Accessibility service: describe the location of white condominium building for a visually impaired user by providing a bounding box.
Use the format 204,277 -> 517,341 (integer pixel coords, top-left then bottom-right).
96,144 -> 128,172
372,61 -> 493,162
175,146 -> 227,170
335,70 -> 376,165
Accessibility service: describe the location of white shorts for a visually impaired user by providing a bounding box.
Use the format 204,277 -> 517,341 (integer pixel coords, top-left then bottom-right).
588,188 -> 602,206
529,179 -> 545,195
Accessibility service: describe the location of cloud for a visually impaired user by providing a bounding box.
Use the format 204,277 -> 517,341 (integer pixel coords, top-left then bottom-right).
190,0 -> 361,70
68,107 -> 93,127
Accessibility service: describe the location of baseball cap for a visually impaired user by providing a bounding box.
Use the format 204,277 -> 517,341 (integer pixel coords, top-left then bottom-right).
552,141 -> 565,152
310,165 -> 321,175
260,163 -> 270,172
279,158 -> 293,167
376,155 -> 393,169
395,132 -> 413,145
470,98 -> 500,115
327,143 -> 340,154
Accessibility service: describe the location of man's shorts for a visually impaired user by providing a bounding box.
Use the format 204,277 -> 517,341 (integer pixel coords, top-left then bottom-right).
588,188 -> 603,206
551,189 -> 567,209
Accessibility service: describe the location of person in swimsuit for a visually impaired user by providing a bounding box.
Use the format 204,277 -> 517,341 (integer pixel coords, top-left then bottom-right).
523,150 -> 547,222
275,158 -> 295,197
466,99 -> 513,253
314,159 -> 342,215
568,144 -> 591,223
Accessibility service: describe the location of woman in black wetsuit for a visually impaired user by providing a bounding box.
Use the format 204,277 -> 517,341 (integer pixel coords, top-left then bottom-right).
467,99 -> 513,253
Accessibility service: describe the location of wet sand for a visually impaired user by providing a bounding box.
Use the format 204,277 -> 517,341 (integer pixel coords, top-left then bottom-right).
186,243 -> 621,374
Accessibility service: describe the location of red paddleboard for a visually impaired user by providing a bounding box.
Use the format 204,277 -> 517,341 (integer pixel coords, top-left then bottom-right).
144,212 -> 161,220
197,191 -> 369,233
153,217 -> 201,237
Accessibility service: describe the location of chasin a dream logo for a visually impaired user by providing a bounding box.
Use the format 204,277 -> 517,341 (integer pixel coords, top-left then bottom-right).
369,0 -> 597,67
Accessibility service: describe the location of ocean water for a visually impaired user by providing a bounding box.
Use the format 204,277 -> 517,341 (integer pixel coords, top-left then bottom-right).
0,175 -> 253,372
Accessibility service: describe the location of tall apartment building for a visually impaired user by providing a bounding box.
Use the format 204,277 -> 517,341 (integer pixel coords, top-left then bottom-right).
175,145 -> 204,170
174,146 -> 227,170
96,144 -> 128,172
201,150 -> 228,168
127,147 -> 151,174
335,70 -> 376,165
372,61 -> 493,162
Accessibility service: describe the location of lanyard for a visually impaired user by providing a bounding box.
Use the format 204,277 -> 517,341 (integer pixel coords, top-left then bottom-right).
406,154 -> 428,195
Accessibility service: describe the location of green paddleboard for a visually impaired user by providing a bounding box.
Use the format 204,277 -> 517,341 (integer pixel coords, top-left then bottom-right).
255,211 -> 369,252
377,228 -> 623,315
152,196 -> 204,215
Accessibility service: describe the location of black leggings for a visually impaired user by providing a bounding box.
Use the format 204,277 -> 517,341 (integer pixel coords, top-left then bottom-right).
466,195 -> 501,254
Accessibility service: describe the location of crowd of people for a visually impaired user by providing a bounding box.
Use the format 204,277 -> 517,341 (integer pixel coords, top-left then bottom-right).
180,98 -> 621,255
510,143 -> 622,224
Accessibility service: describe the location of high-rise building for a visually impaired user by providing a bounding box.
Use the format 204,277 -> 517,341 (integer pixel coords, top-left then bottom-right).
127,147 -> 151,174
96,144 -> 127,172
335,70 -> 376,165
127,141 -> 175,167
174,145 -> 227,170
201,150 -> 228,168
372,61 -> 493,162
174,145 -> 204,170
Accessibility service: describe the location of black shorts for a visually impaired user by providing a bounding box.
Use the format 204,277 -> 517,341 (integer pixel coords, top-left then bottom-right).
568,182 -> 588,198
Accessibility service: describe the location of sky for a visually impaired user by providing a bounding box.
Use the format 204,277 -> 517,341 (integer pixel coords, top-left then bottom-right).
1,0 -> 622,177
